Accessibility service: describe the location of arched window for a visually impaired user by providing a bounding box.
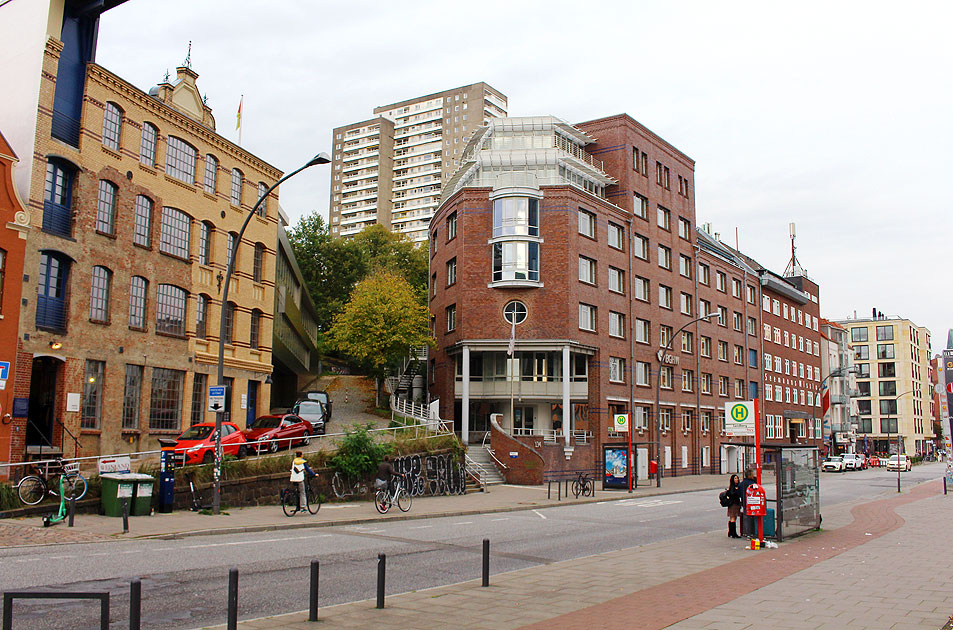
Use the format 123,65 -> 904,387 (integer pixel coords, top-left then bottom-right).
165,136 -> 197,183
89,265 -> 112,323
95,180 -> 118,235
256,181 -> 268,217
195,294 -> 210,339
198,221 -> 214,265
204,154 -> 218,193
133,195 -> 153,247
226,231 -> 238,270
230,168 -> 243,206
128,275 -> 148,329
156,284 -> 188,337
102,102 -> 123,149
250,309 -> 262,349
36,251 -> 71,330
159,207 -> 191,259
43,158 -> 76,238
140,122 -> 158,167
224,301 -> 237,344
253,243 -> 265,283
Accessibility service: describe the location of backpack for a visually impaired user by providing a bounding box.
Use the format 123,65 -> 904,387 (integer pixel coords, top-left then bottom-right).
718,489 -> 730,507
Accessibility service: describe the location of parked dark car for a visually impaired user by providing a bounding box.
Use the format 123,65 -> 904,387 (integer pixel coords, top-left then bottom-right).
174,422 -> 247,465
303,391 -> 332,422
293,400 -> 327,434
242,414 -> 311,454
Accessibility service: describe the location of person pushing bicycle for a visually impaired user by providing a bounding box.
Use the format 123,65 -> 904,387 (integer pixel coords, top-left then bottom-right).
290,451 -> 316,511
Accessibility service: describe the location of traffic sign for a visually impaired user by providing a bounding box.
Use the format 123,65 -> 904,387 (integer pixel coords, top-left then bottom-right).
613,413 -> 629,433
0,361 -> 9,380
725,401 -> 755,436
208,385 -> 227,413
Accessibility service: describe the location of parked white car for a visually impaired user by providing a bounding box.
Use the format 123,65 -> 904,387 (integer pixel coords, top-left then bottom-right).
885,455 -> 912,471
822,456 -> 845,472
841,453 -> 860,470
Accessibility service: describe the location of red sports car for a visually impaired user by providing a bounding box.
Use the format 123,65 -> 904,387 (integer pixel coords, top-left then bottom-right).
243,414 -> 312,454
174,422 -> 248,465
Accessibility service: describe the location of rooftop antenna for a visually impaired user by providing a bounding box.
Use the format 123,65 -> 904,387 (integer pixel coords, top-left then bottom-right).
783,222 -> 807,278
184,41 -> 192,69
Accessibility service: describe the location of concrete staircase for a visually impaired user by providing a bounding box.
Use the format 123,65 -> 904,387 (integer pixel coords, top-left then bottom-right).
466,446 -> 506,486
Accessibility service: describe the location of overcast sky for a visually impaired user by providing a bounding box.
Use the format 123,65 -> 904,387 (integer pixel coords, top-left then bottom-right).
97,0 -> 952,353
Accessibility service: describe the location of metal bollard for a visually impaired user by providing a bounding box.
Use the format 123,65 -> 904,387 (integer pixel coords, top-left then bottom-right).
376,553 -> 386,609
68,496 -> 75,527
129,579 -> 141,630
482,539 -> 490,587
309,559 -> 319,622
945,477 -> 948,495
121,498 -> 129,534
227,568 -> 238,630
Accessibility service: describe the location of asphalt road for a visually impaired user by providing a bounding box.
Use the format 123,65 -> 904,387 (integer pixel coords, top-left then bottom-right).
0,463 -> 944,629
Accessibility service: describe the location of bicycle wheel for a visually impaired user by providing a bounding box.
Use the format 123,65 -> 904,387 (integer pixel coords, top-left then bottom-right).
396,488 -> 412,512
583,479 -> 594,497
17,476 -> 47,505
332,473 -> 346,499
61,474 -> 88,501
307,480 -> 321,514
571,479 -> 581,498
375,490 -> 390,514
281,487 -> 298,517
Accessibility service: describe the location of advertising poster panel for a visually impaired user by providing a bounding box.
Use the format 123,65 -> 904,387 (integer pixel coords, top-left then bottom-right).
603,445 -> 629,489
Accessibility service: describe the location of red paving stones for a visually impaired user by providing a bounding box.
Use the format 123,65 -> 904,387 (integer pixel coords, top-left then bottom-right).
520,481 -> 938,630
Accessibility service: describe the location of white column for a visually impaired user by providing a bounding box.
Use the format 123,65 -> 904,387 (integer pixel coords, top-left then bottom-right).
462,345 -> 470,445
563,344 -> 571,446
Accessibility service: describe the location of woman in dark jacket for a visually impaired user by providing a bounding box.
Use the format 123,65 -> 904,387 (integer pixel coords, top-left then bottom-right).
726,474 -> 742,538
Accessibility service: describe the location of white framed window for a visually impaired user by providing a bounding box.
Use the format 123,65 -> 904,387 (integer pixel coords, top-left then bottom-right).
701,373 -> 712,394
774,327 -> 781,344
608,222 -> 624,249
765,386 -> 773,402
608,267 -> 624,293
657,205 -> 670,230
633,194 -> 647,219
609,357 -> 625,383
633,233 -> 648,259
578,256 -> 596,284
635,318 -> 650,343
679,254 -> 692,278
658,244 -> 671,269
680,292 -> 693,315
765,353 -> 772,371
579,303 -> 596,331
635,361 -> 650,386
578,209 -> 596,238
102,102 -> 123,150
659,285 -> 672,309
609,311 -> 625,338
763,295 -> 771,312
634,276 -> 649,301
446,304 -> 456,332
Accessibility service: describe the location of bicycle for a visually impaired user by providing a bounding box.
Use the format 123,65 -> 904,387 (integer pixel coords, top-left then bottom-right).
331,471 -> 368,499
282,475 -> 321,516
375,475 -> 411,514
571,471 -> 594,498
17,458 -> 88,506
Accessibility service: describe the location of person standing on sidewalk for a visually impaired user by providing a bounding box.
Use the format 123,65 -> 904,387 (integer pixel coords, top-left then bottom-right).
737,468 -> 757,537
725,474 -> 743,538
290,451 -> 316,512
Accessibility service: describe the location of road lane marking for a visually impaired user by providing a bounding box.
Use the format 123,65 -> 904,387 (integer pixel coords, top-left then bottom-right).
409,525 -> 432,530
454,521 -> 472,525
490,518 -> 509,521
532,510 -> 547,519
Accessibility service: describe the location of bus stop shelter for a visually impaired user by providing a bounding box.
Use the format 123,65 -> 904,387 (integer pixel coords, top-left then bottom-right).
722,441 -> 820,542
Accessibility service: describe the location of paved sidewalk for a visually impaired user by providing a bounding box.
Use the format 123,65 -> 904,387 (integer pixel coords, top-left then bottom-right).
200,478 -> 951,630
0,473 -> 726,547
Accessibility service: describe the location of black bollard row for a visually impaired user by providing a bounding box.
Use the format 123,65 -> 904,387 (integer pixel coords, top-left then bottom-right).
376,553 -> 386,609
121,498 -> 129,534
129,579 -> 141,630
227,568 -> 238,630
68,496 -> 76,527
482,538 -> 490,587
309,559 -> 319,622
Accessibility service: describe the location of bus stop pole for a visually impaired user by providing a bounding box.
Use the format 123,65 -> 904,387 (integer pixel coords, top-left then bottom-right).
755,397 -> 764,545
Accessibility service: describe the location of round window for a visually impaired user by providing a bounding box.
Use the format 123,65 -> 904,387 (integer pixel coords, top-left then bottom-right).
503,301 -> 527,325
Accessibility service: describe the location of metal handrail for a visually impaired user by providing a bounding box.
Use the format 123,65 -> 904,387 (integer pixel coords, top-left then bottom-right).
463,454 -> 487,491
480,431 -> 509,470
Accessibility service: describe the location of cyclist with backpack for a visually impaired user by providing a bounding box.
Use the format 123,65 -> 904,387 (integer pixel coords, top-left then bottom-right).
720,473 -> 743,538
290,451 -> 316,512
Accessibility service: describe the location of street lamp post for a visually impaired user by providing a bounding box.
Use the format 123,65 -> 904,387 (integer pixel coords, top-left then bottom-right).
211,152 -> 330,514
886,389 -> 916,494
655,312 -> 717,488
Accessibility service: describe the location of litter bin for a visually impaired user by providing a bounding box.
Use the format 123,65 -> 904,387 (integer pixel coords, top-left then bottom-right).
101,473 -> 154,517
763,507 -> 776,538
130,474 -> 155,516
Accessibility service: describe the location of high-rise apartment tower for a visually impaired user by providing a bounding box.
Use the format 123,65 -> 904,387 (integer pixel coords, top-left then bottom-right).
329,83 -> 507,243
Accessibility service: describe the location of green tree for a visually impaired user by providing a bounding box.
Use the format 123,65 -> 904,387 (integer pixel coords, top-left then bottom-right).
349,225 -> 429,299
327,270 -> 434,404
287,212 -> 364,332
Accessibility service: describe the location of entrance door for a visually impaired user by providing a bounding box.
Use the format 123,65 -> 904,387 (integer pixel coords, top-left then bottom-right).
27,357 -> 60,451
246,380 -> 259,429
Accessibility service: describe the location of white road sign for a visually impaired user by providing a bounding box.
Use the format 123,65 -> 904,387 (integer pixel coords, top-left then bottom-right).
724,401 -> 755,437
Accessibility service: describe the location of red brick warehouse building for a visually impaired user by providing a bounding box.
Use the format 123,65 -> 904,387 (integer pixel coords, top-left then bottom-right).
427,114 -> 822,482
0,131 -> 30,476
